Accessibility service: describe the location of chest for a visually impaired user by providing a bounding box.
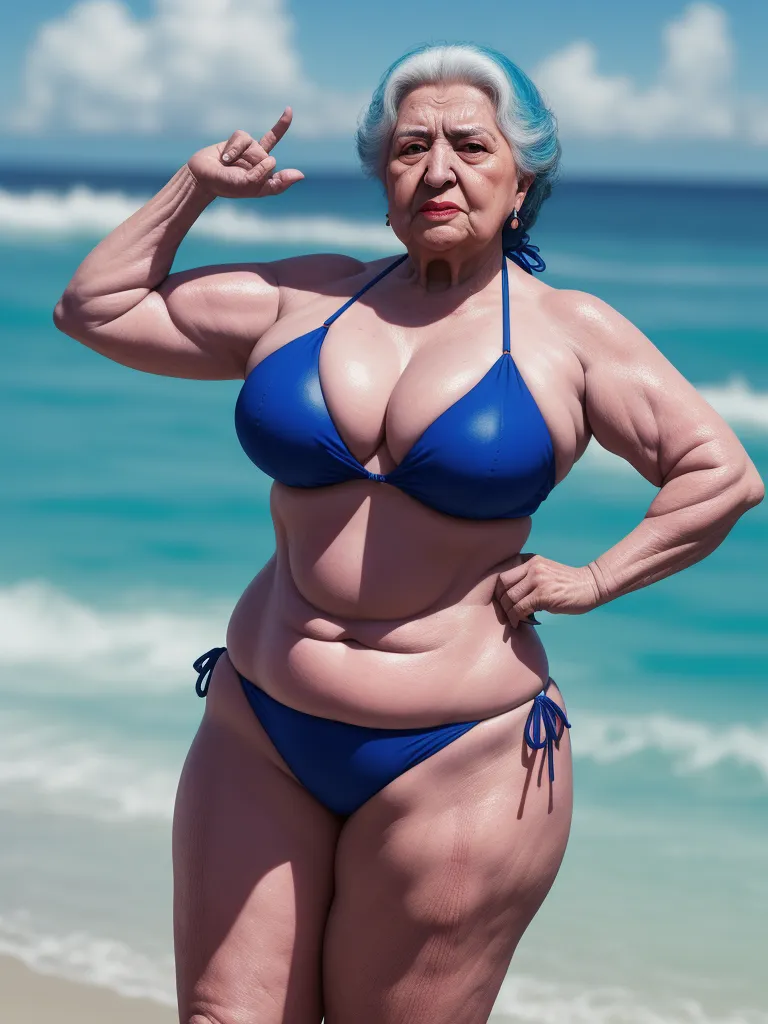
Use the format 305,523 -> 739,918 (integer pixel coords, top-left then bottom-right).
247,295 -> 581,481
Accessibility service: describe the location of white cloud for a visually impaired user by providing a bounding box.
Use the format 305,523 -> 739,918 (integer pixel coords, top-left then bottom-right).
11,0 -> 366,137
8,0 -> 768,148
533,2 -> 765,145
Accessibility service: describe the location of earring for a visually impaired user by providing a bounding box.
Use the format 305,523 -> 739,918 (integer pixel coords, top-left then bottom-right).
385,212 -> 391,226
509,207 -> 519,230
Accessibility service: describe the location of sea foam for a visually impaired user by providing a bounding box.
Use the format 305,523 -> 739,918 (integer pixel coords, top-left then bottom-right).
0,910 -> 175,1005
0,578 -> 228,691
575,712 -> 768,783
0,186 -> 395,250
491,974 -> 768,1024
0,710 -> 178,822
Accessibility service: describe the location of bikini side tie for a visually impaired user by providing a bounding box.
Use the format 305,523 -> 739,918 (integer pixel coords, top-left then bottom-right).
193,646 -> 227,697
524,690 -> 571,782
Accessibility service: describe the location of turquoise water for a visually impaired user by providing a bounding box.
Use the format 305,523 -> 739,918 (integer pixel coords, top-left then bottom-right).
0,170 -> 767,1022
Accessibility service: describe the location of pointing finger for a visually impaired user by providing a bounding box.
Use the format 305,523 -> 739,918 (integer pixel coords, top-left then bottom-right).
259,107 -> 294,153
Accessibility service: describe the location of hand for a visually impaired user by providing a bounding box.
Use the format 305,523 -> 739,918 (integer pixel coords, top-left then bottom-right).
186,108 -> 305,200
494,554 -> 601,629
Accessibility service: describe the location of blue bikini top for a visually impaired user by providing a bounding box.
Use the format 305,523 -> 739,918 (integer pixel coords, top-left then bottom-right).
235,248 -> 556,520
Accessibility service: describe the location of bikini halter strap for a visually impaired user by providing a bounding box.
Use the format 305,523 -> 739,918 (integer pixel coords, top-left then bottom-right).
323,253 -> 409,327
501,234 -> 546,355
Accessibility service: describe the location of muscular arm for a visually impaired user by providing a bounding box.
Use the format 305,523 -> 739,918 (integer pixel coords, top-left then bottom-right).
559,291 -> 765,606
52,165 -> 283,379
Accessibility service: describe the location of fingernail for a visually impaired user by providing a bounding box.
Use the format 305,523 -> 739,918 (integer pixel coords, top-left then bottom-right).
222,153 -> 231,162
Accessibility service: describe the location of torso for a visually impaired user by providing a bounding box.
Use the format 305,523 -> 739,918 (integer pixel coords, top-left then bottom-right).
226,254 -> 590,727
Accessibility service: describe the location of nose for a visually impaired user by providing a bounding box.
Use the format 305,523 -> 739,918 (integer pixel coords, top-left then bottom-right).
422,140 -> 457,189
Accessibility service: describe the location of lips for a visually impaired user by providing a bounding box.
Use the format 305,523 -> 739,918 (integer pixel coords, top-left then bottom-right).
420,201 -> 461,212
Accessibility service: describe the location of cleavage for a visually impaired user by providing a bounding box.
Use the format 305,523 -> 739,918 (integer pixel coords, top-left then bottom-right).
317,322 -> 403,471
317,319 -> 502,473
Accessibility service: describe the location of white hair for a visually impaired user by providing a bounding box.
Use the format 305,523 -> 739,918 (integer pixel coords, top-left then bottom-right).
356,43 -> 560,228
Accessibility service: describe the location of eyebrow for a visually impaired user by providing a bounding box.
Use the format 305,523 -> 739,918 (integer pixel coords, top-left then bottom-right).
394,125 -> 497,141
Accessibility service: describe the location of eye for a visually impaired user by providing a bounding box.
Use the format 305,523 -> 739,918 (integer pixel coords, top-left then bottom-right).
462,142 -> 486,153
401,142 -> 427,156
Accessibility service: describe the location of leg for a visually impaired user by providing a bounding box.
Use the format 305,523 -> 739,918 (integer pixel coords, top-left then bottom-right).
173,652 -> 342,1024
322,682 -> 572,1024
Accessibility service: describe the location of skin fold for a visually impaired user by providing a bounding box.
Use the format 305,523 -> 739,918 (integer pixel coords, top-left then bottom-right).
54,85 -> 764,1024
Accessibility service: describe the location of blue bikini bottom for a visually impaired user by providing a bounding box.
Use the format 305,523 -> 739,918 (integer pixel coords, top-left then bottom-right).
193,647 -> 570,818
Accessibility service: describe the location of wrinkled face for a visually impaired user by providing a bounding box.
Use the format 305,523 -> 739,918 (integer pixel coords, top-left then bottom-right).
385,82 -> 527,254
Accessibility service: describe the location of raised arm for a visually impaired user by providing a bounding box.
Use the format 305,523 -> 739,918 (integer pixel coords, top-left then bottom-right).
53,112 -> 304,379
495,289 -> 764,627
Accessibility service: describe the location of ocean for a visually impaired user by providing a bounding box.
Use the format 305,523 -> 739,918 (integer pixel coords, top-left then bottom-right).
1,166 -> 766,1023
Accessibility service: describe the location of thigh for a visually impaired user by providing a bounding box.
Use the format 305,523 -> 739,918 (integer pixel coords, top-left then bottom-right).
322,682 -> 572,1024
173,652 -> 342,1024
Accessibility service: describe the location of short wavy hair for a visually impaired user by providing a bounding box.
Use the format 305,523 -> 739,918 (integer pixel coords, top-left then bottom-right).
356,42 -> 560,231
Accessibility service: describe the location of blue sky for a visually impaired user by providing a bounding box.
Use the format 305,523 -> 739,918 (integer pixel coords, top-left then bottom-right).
1,0 -> 767,179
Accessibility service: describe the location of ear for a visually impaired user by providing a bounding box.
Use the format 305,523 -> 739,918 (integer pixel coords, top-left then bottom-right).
515,171 -> 534,208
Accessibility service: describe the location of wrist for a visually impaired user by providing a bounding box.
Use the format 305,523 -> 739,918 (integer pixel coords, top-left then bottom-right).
584,559 -> 612,608
181,162 -> 217,207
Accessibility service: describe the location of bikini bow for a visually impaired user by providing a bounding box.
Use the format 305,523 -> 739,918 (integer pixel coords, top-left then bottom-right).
524,690 -> 571,782
503,232 -> 546,275
193,646 -> 227,697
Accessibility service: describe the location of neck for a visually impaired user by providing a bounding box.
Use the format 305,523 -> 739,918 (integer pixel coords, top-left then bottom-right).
402,239 -> 503,294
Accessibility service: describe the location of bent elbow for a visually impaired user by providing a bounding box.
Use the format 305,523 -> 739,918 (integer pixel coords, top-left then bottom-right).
53,292 -> 84,339
52,298 -> 68,332
742,473 -> 765,510
731,461 -> 765,512
53,294 -> 71,331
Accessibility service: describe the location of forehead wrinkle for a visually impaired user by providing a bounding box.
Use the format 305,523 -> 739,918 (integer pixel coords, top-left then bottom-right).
395,124 -> 498,141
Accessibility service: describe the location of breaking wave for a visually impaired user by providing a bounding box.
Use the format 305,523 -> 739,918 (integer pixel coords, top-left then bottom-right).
0,185 -> 395,250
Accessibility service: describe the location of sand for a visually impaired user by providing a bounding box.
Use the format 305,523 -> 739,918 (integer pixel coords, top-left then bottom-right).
0,954 -> 176,1024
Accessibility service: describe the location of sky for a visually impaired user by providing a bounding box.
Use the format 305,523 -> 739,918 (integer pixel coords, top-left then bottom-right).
0,0 -> 767,180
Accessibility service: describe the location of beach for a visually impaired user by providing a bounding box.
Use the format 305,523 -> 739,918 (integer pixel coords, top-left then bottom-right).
0,955 -> 175,1024
1,168 -> 766,1023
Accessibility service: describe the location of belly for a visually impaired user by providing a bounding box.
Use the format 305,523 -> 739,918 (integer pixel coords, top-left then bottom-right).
226,480 -> 550,727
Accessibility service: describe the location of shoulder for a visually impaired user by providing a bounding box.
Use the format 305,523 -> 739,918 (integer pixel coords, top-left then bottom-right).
271,253 -> 371,298
539,286 -> 653,368
270,253 -> 397,319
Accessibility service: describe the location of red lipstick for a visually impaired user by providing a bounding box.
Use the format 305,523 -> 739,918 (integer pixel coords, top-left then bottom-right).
419,200 -> 462,219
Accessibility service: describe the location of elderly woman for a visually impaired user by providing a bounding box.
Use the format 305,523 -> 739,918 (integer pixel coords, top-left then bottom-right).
54,42 -> 762,1024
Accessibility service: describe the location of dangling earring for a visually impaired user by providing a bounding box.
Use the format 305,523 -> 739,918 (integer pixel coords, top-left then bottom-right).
509,207 -> 519,230
385,212 -> 391,226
